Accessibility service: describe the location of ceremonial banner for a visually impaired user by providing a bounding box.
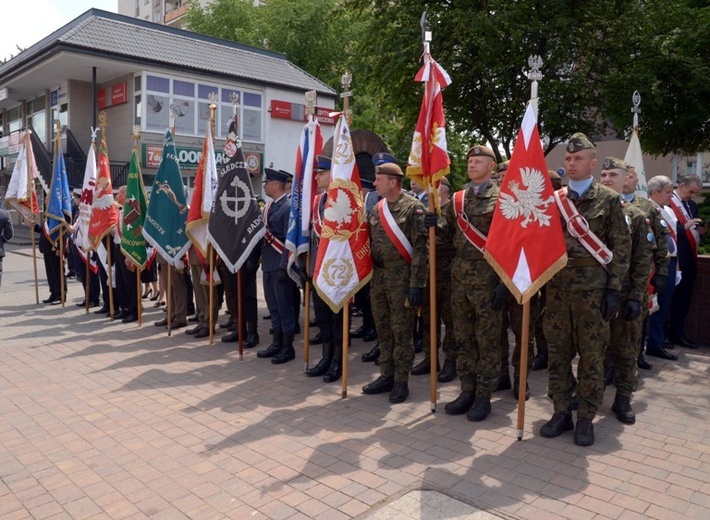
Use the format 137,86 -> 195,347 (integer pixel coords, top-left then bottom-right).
624,129 -> 648,199
121,150 -> 148,268
143,130 -> 190,266
313,114 -> 373,312
406,52 -> 452,211
87,135 -> 119,250
74,142 -> 96,252
484,103 -> 567,304
186,127 -> 218,258
207,120 -> 265,273
5,130 -> 40,224
45,143 -> 72,243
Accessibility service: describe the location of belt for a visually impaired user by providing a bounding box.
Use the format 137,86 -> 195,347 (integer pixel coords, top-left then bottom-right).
373,258 -> 409,269
566,257 -> 601,268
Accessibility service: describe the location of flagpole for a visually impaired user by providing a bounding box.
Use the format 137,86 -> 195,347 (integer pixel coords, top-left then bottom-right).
516,54 -> 544,440
85,249 -> 90,313
208,94 -> 218,346
340,71 -> 353,399
137,266 -> 142,325
237,270 -> 243,359
167,265 -> 172,336
107,236 -> 114,320
303,279 -> 311,371
59,227 -> 66,307
27,130 -> 40,304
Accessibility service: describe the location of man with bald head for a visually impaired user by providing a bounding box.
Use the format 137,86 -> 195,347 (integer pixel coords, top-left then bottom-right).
540,135 -> 630,446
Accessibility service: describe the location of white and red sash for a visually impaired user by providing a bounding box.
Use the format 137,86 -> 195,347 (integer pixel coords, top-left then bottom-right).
453,190 -> 487,252
312,193 -> 326,238
554,188 -> 613,266
263,201 -> 285,253
670,193 -> 699,258
377,198 -> 412,264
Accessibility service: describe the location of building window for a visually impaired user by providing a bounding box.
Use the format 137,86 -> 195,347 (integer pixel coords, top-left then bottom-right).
7,105 -> 22,134
135,72 -> 263,142
27,95 -> 47,144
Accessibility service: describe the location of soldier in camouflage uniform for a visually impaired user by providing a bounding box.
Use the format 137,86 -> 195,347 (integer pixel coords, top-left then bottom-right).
599,157 -> 654,425
540,134 -> 630,447
362,155 -> 428,404
427,145 -> 510,422
622,166 -> 669,370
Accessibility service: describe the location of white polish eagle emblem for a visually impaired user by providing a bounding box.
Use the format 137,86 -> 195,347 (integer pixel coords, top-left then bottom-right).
499,167 -> 554,228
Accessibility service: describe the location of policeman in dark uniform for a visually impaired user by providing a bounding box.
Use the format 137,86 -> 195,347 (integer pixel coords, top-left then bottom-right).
257,168 -> 298,364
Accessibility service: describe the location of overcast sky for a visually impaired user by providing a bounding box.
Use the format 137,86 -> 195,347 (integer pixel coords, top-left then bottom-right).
2,1 -> 118,63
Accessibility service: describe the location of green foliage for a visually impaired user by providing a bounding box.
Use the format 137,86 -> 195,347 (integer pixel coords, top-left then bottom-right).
698,192 -> 710,254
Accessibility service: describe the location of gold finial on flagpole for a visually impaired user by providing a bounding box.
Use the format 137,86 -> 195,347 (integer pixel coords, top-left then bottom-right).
98,111 -> 107,140
208,91 -> 218,138
132,124 -> 141,150
340,71 -> 352,123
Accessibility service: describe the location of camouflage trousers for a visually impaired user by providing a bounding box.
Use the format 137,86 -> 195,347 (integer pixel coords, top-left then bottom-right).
544,286 -> 609,420
421,261 -> 457,364
499,296 -> 538,379
371,265 -> 416,382
605,313 -> 641,397
451,261 -> 502,398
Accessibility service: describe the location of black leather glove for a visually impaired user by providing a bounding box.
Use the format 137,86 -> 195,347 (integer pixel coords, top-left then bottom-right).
277,269 -> 288,283
622,299 -> 642,321
423,212 -> 438,228
491,284 -> 511,311
408,287 -> 423,308
651,274 -> 667,296
601,288 -> 621,321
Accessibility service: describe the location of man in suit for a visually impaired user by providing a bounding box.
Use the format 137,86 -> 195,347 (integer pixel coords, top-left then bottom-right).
257,168 -> 298,364
0,202 -> 15,289
668,174 -> 706,349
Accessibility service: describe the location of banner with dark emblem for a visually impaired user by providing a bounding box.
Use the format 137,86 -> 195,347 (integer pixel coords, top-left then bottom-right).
207,119 -> 265,273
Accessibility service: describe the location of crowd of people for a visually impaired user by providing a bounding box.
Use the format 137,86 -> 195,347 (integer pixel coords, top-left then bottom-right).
15,131 -> 707,448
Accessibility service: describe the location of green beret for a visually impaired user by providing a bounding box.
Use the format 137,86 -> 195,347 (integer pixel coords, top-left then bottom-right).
566,133 -> 595,153
602,157 -> 628,172
466,145 -> 496,160
376,162 -> 404,177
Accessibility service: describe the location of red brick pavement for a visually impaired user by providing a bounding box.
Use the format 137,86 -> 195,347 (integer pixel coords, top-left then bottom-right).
1,245 -> 709,519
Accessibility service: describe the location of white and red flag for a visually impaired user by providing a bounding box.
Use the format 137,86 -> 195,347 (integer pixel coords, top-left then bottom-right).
87,135 -> 119,251
406,51 -> 452,209
5,130 -> 40,224
484,103 -> 567,304
313,114 -> 372,312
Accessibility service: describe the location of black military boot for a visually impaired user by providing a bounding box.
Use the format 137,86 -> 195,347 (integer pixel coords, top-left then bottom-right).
389,381 -> 409,404
494,372 -> 512,392
257,331 -> 282,358
244,321 -> 259,348
437,358 -> 457,383
637,351 -> 652,370
361,342 -> 380,362
467,395 -> 491,422
306,343 -> 332,377
272,333 -> 296,364
540,412 -> 574,438
444,390 -> 475,415
323,359 -> 341,383
574,417 -> 595,446
611,393 -> 636,424
362,375 -> 394,394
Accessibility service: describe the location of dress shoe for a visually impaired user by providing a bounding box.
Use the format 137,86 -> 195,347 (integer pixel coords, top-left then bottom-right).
306,357 -> 331,377
637,352 -> 652,370
257,343 -> 282,358
89,301 -> 101,308
532,353 -> 548,371
612,393 -> 636,424
494,373 -> 512,392
437,359 -> 457,383
363,329 -> 378,342
323,360 -> 342,383
362,375 -> 394,394
263,314 -> 271,320
361,344 -> 380,362
219,319 -> 235,329
662,341 -> 675,350
94,306 -> 110,315
389,381 -> 409,404
646,346 -> 678,361
194,327 -> 211,339
411,358 -> 439,375
76,300 -> 87,307
168,320 -> 187,329
221,330 -> 240,343
574,417 -> 595,446
467,395 -> 491,422
187,315 -> 198,322
149,294 -> 159,301
121,315 -> 137,323
115,310 -> 128,320
670,335 -> 697,349
350,325 -> 367,339
42,295 -> 59,304
310,331 -> 323,344
309,318 -> 318,327
445,390 -> 475,415
540,412 -> 574,438
513,382 -> 530,401
272,346 -> 295,364
154,318 -> 169,327
185,324 -> 204,335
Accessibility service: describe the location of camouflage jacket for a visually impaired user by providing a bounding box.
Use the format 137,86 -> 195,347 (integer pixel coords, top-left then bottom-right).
441,182 -> 499,261
367,192 -> 428,288
632,196 -> 670,278
622,201 -> 654,301
550,181 -> 631,292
